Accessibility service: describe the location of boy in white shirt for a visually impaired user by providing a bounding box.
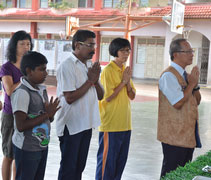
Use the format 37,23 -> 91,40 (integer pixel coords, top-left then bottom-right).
11,51 -> 60,180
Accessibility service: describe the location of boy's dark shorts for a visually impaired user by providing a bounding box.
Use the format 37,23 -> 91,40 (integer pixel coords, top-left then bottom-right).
1,112 -> 14,159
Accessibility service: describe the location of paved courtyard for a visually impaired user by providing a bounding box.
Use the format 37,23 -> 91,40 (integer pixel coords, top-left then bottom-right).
0,79 -> 211,180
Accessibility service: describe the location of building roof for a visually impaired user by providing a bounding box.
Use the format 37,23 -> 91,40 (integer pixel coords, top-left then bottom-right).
0,3 -> 211,22
0,8 -> 124,21
148,3 -> 211,19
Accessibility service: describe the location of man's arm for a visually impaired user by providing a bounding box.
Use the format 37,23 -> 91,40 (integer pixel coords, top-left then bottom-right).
173,83 -> 196,109
90,62 -> 104,100
173,66 -> 199,109
94,81 -> 104,100
64,61 -> 103,104
64,80 -> 93,104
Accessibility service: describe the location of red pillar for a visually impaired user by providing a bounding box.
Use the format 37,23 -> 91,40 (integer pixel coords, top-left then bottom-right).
32,0 -> 39,11
87,0 -> 93,8
12,0 -> 17,7
30,22 -> 38,39
93,31 -> 101,62
129,36 -> 134,68
46,34 -> 52,39
95,0 -> 102,10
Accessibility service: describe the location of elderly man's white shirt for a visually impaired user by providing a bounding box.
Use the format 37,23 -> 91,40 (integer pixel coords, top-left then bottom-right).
55,52 -> 100,136
159,61 -> 186,106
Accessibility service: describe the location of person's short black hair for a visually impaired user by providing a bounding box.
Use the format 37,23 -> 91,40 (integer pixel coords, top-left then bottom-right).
72,30 -> 96,50
6,30 -> 33,63
169,38 -> 187,61
109,38 -> 131,57
21,51 -> 48,76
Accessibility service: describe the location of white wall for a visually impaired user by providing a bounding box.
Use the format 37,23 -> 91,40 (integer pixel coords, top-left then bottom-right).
37,22 -> 65,34
131,22 -> 167,37
0,22 -> 30,33
132,37 -> 145,78
2,19 -> 210,83
185,20 -> 211,84
100,21 -> 167,37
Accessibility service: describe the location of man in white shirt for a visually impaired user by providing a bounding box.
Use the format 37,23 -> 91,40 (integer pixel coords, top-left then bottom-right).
157,38 -> 201,178
55,30 -> 104,180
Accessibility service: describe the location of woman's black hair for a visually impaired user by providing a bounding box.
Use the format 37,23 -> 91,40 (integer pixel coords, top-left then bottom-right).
6,30 -> 33,63
21,51 -> 48,76
109,38 -> 131,57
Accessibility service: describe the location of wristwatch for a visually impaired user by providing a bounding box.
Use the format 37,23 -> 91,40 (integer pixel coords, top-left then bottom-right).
193,85 -> 200,91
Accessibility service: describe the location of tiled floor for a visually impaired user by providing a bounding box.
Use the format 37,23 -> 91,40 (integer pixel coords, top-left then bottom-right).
1,80 -> 211,180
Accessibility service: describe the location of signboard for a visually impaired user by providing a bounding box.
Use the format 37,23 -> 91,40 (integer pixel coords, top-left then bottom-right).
170,0 -> 185,34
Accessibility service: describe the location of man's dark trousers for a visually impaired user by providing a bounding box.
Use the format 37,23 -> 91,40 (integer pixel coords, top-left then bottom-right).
160,142 -> 194,178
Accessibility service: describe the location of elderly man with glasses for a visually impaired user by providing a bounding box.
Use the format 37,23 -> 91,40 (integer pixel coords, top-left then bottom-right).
55,29 -> 104,180
157,38 -> 201,178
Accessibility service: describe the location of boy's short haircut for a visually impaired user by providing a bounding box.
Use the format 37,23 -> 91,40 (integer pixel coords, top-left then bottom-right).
21,51 -> 48,76
109,38 -> 131,57
72,30 -> 96,51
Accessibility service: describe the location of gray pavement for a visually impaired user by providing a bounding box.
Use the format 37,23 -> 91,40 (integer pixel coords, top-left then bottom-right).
0,80 -> 211,180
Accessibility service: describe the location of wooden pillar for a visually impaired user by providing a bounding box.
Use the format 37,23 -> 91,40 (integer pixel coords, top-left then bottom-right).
95,0 -> 102,10
46,34 -> 52,39
32,0 -> 39,11
129,36 -> 134,68
30,22 -> 38,39
124,0 -> 132,40
93,31 -> 101,62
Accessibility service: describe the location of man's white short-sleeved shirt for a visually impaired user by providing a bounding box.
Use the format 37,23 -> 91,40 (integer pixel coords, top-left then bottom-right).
159,61 -> 186,105
55,52 -> 100,136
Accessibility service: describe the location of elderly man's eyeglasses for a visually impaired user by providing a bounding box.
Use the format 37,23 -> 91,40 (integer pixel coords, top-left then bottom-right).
176,50 -> 195,54
79,41 -> 97,48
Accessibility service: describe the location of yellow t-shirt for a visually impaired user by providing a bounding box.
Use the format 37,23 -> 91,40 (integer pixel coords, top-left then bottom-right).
99,61 -> 136,132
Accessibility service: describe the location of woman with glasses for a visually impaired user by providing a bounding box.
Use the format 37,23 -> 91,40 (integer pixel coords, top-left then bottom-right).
96,38 -> 136,180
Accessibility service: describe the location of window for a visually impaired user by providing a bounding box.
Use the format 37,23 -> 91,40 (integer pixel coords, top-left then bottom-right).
136,38 -> 165,64
0,33 -> 11,38
100,37 -> 115,62
38,34 -> 46,40
104,0 -> 126,8
40,0 -> 48,8
78,0 -> 94,8
18,0 -> 32,8
0,0 -> 12,8
139,0 -> 148,7
40,0 -> 63,8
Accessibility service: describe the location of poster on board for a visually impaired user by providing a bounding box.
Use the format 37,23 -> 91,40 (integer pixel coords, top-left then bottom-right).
38,40 -> 56,70
57,41 -> 72,66
2,39 -> 10,64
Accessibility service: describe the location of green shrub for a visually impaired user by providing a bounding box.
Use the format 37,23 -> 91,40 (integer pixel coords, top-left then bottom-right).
162,151 -> 211,180
49,1 -> 74,10
0,4 -> 5,10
